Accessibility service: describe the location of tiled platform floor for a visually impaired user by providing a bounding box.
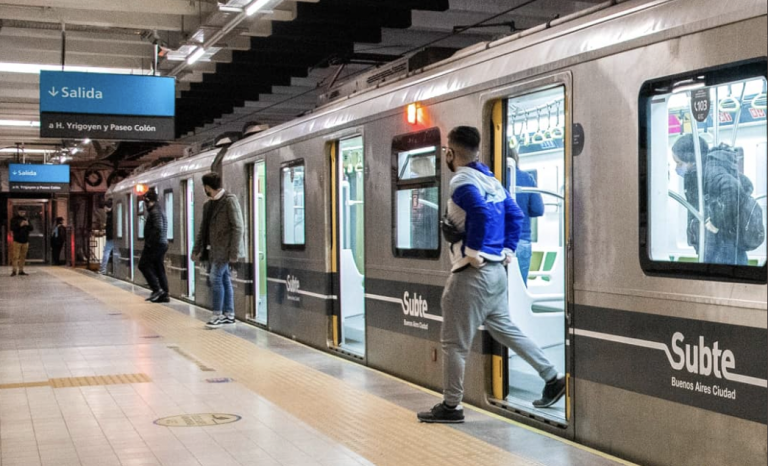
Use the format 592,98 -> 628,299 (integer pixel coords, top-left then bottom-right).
0,267 -> 634,466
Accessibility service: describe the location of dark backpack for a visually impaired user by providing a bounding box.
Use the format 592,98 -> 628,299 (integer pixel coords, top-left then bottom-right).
738,189 -> 765,251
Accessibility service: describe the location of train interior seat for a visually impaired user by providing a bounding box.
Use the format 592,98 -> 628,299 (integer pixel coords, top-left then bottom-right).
340,249 -> 365,347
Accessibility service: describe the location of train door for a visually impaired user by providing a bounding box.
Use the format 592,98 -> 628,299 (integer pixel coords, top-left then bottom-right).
491,84 -> 570,424
128,194 -> 135,281
333,136 -> 366,356
183,179 -> 195,299
8,201 -> 48,263
250,161 -> 268,325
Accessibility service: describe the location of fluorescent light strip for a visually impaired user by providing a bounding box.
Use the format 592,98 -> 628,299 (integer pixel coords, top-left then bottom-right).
218,5 -> 243,12
0,120 -> 40,127
246,0 -> 271,16
0,62 -> 153,75
0,148 -> 54,154
187,47 -> 206,65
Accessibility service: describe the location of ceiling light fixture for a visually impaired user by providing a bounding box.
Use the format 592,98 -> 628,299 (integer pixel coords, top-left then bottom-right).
82,138 -> 91,144
0,148 -> 53,154
246,0 -> 271,16
218,5 -> 243,13
187,47 -> 206,65
0,62 -> 150,76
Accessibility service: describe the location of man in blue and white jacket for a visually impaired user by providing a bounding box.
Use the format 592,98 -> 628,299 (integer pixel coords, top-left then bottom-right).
418,126 -> 565,424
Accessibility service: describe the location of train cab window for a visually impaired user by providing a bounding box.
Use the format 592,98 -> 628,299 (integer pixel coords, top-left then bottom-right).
137,199 -> 145,239
164,190 -> 174,240
640,60 -> 767,282
391,128 -> 441,258
116,202 -> 123,239
281,160 -> 305,248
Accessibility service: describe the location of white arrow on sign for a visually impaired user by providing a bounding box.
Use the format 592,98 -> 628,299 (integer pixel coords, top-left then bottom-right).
48,87 -> 58,97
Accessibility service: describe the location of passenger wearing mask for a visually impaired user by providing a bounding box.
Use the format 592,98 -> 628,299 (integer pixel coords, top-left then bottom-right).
51,217 -> 66,266
192,172 -> 245,329
672,134 -> 749,265
10,208 -> 33,276
417,126 -> 565,424
509,148 -> 544,285
99,198 -> 114,275
138,189 -> 170,302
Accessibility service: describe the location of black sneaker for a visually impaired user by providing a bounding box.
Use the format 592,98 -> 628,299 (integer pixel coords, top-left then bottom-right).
18,271 -> 28,276
145,291 -> 162,301
150,292 -> 169,303
221,315 -> 236,325
10,271 -> 16,277
417,403 -> 465,423
533,374 -> 566,408
206,315 -> 225,329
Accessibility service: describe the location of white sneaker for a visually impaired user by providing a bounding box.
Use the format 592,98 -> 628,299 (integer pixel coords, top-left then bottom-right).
206,315 -> 225,329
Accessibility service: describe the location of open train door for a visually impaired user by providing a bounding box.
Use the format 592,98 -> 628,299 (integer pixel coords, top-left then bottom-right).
489,78 -> 573,429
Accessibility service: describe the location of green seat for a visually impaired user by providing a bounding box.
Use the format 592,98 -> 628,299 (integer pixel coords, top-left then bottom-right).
532,300 -> 564,314
528,251 -> 544,281
541,251 -> 557,281
677,256 -> 699,263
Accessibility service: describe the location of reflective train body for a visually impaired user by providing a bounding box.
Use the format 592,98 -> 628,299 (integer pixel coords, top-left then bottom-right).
108,1 -> 768,464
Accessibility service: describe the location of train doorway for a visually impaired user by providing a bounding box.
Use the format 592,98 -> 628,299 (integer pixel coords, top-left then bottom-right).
491,84 -> 570,424
333,136 -> 366,356
128,194 -> 135,281
250,161 -> 268,325
183,179 -> 196,300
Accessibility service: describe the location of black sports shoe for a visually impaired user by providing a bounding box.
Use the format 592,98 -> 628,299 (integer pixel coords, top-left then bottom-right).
10,271 -> 16,277
533,374 -> 566,408
150,292 -> 169,303
146,291 -> 162,301
18,271 -> 28,276
417,403 -> 465,423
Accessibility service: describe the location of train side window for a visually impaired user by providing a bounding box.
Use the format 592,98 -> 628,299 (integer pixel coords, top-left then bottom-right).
116,202 -> 123,239
639,59 -> 767,283
281,159 -> 305,249
137,199 -> 145,239
391,128 -> 441,259
164,190 -> 174,240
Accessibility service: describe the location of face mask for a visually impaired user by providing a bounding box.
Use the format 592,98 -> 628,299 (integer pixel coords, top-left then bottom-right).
675,165 -> 691,177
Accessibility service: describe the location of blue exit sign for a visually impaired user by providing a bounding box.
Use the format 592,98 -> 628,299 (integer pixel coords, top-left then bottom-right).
40,71 -> 175,117
9,164 -> 70,183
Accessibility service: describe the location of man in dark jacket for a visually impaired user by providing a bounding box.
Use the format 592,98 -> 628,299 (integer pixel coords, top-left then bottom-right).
509,148 -> 544,285
192,172 -> 245,329
51,217 -> 66,265
10,208 -> 33,276
138,189 -> 169,302
672,135 -> 748,265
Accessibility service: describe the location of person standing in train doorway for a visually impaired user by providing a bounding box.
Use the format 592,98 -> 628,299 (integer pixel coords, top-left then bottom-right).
139,189 -> 170,303
417,126 -> 565,424
9,207 -> 32,276
509,147 -> 544,286
192,172 -> 245,329
99,198 -> 114,274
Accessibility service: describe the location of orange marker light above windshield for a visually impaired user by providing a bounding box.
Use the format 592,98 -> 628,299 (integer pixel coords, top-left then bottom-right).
407,103 -> 418,124
134,183 -> 148,195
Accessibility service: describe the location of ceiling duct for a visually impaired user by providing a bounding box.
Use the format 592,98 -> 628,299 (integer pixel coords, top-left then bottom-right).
317,47 -> 457,107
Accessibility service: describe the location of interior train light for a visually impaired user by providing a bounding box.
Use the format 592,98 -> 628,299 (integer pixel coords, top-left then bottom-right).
134,183 -> 148,195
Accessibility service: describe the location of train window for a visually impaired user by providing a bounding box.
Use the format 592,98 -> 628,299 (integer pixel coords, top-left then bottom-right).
640,59 -> 767,282
164,190 -> 174,240
116,202 -> 123,239
281,159 -> 305,249
391,128 -> 441,258
137,199 -> 145,239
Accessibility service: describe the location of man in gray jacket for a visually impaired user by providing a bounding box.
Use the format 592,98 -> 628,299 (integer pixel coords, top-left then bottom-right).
192,172 -> 245,328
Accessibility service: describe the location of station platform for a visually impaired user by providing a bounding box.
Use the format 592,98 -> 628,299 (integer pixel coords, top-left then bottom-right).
0,267 -> 633,466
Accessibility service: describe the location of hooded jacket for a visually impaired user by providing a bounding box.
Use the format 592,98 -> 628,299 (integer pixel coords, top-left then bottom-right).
445,162 -> 523,271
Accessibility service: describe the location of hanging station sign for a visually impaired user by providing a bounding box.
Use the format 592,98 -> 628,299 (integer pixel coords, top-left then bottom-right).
9,163 -> 70,193
39,71 -> 175,141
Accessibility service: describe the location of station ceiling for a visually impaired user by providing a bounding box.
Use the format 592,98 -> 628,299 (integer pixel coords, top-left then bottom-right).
0,0 -> 604,169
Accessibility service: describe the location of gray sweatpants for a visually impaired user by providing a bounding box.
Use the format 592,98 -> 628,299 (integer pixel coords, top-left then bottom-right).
441,262 -> 557,405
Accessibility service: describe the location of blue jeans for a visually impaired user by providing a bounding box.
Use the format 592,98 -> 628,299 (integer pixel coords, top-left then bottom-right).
100,239 -> 114,274
516,240 -> 532,286
210,262 -> 234,316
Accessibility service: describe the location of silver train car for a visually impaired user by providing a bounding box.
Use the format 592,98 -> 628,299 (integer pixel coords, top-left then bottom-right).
108,0 -> 768,464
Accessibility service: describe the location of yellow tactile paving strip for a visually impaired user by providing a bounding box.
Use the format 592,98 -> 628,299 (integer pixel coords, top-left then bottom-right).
0,373 -> 151,389
48,268 -> 545,466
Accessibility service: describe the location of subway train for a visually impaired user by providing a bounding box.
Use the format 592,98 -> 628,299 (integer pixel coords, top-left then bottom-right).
107,0 -> 768,464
